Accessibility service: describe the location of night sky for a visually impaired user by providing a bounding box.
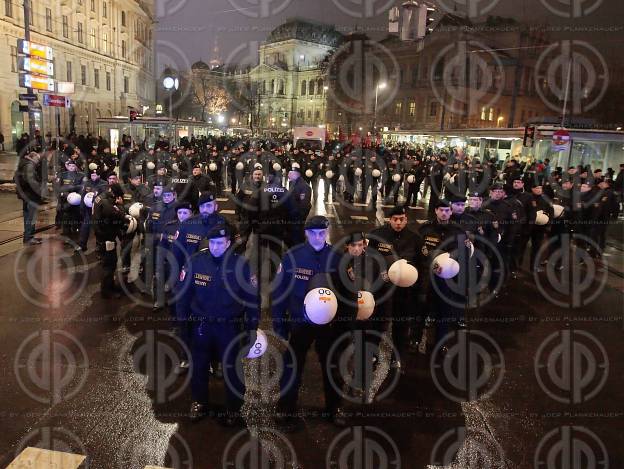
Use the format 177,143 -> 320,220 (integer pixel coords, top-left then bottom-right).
154,0 -> 622,72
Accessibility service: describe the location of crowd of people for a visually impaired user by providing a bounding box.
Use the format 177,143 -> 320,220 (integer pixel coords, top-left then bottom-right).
13,133 -> 623,429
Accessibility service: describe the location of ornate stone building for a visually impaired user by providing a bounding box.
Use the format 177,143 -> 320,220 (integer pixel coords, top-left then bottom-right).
0,0 -> 155,148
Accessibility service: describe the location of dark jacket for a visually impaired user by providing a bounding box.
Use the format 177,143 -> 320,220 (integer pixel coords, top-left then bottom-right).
15,155 -> 45,205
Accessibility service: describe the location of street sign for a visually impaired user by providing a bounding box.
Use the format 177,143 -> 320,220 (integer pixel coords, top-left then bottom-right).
17,39 -> 53,60
19,57 -> 54,76
552,129 -> 571,152
18,104 -> 30,113
19,73 -> 54,91
43,94 -> 70,108
57,81 -> 74,94
19,93 -> 38,101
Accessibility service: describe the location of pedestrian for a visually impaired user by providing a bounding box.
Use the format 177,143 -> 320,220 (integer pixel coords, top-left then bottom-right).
15,151 -> 46,245
286,167 -> 312,248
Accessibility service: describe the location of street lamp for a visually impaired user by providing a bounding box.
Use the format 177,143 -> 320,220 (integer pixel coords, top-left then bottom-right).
373,82 -> 387,132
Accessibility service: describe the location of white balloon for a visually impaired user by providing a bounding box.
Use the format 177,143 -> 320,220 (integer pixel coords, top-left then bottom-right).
125,215 -> 138,234
372,169 -> 381,178
147,161 -> 156,170
356,291 -> 376,321
209,162 -> 217,172
246,329 -> 268,359
88,162 -> 98,170
273,163 -> 282,171
172,163 -> 179,171
325,170 -> 334,179
392,173 -> 401,182
469,242 -> 474,258
305,169 -> 313,178
388,259 -> 419,287
497,233 -> 502,243
235,162 -> 244,170
292,162 -> 300,169
433,252 -> 460,279
83,192 -> 95,208
67,192 -> 81,206
304,288 -> 338,325
354,168 -> 363,176
535,210 -> 549,226
552,204 -> 564,219
406,175 -> 415,184
129,202 -> 144,218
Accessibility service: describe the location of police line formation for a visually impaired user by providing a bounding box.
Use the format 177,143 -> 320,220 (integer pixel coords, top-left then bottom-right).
15,134 -> 622,429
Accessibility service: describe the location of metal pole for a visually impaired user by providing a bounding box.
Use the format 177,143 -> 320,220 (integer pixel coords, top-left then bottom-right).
373,86 -> 378,132
23,0 -> 36,143
169,90 -> 173,144
561,56 -> 572,128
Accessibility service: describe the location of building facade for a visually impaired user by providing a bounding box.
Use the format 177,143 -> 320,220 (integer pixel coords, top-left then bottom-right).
0,0 -> 155,149
226,19 -> 342,134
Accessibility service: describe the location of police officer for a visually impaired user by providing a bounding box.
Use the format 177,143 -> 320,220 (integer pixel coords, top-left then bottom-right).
56,159 -> 86,241
145,182 -> 179,309
418,200 -> 470,350
286,167 -> 312,248
361,153 -> 382,208
176,224 -> 259,425
77,167 -> 107,252
92,183 -> 127,299
335,232 -> 393,406
368,206 -> 423,369
272,216 -> 343,430
173,192 -> 237,269
527,184 -> 554,272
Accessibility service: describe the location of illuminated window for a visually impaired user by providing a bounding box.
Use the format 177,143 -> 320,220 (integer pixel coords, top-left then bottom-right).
481,106 -> 487,120
395,101 -> 402,116
409,102 -> 416,117
489,107 -> 494,121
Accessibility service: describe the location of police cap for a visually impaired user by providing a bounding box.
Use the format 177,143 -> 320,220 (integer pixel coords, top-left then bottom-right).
389,205 -> 407,217
109,183 -> 125,198
198,192 -> 216,206
304,215 -> 330,230
206,224 -> 231,240
175,200 -> 194,212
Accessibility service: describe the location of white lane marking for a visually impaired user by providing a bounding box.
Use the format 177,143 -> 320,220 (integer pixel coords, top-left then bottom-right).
7,447 -> 86,468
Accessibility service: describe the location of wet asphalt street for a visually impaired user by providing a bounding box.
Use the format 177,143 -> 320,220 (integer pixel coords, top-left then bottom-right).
0,190 -> 623,469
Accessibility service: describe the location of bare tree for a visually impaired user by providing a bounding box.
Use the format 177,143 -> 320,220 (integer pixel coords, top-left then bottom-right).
190,73 -> 230,122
